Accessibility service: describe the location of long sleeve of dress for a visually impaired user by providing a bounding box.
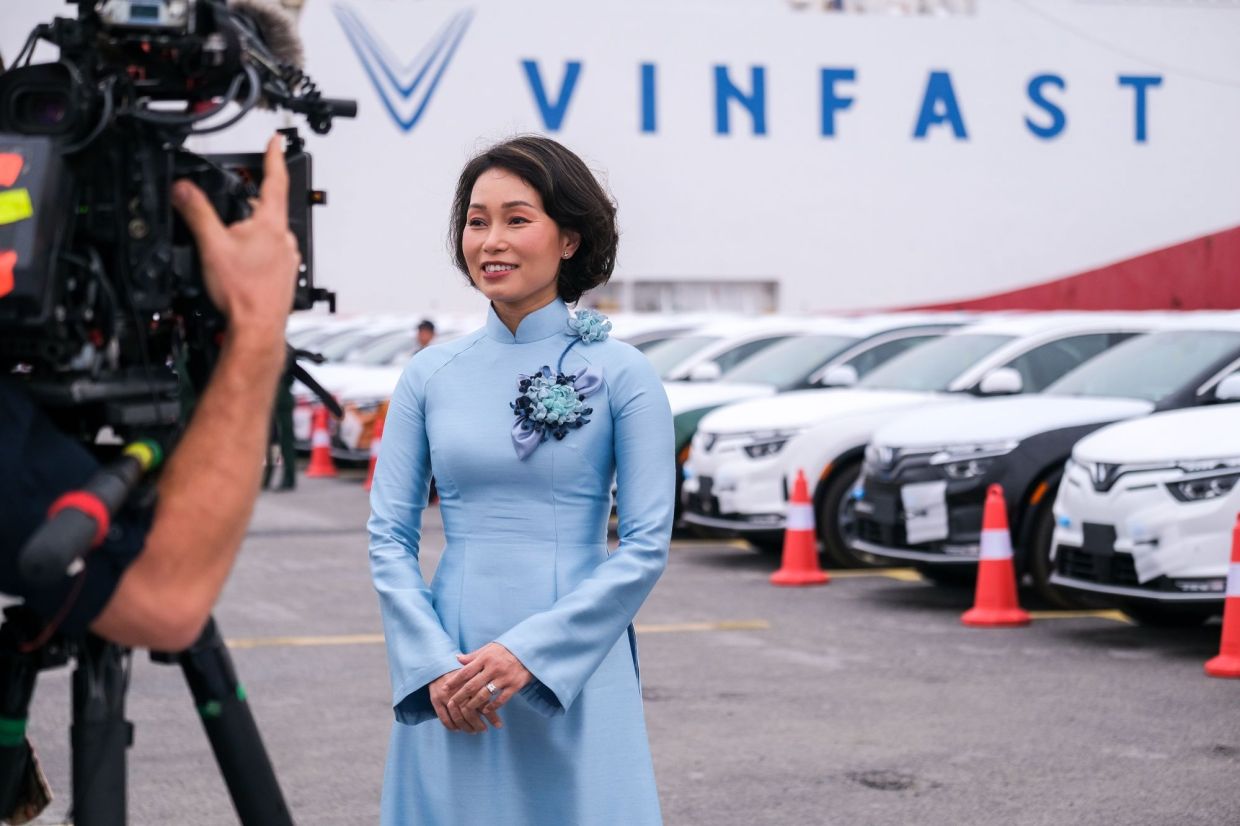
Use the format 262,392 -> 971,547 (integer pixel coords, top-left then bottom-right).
497,353 -> 673,717
368,362 -> 463,725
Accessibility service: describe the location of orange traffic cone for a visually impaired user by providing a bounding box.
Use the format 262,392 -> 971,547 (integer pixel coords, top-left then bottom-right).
771,470 -> 829,587
1205,515 -> 1240,678
363,413 -> 385,492
961,484 -> 1030,627
304,405 -> 338,479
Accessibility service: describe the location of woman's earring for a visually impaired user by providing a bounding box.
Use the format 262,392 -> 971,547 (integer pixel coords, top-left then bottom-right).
562,251 -> 571,259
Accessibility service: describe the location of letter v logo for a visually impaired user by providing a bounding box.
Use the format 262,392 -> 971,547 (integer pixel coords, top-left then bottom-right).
333,4 -> 473,133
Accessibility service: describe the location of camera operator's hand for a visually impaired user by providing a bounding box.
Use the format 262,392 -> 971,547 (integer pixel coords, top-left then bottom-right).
172,134 -> 300,346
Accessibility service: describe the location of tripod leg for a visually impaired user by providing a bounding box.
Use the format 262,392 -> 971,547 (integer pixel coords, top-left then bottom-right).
175,617 -> 294,826
0,629 -> 41,817
72,635 -> 131,826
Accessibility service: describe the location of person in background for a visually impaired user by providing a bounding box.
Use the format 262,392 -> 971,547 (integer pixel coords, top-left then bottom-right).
264,363 -> 298,491
415,319 -> 436,352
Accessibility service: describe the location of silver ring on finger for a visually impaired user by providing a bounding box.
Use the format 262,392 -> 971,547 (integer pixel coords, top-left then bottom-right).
485,681 -> 499,698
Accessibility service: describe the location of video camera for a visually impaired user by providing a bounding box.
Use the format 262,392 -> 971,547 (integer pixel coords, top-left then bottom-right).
0,0 -> 354,444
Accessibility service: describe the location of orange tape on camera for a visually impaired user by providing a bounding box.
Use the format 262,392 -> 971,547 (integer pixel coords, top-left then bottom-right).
0,250 -> 15,299
48,491 -> 111,548
0,154 -> 22,188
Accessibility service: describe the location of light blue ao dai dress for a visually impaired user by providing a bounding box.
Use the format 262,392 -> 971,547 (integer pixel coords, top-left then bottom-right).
367,299 -> 672,825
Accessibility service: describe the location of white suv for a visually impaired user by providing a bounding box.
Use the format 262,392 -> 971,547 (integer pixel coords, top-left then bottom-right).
1050,400 -> 1240,626
682,313 -> 1165,558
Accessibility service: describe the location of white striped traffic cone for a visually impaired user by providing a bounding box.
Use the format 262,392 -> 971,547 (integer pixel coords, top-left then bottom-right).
961,484 -> 1030,627
304,405 -> 337,479
771,470 -> 829,586
1205,515 -> 1240,678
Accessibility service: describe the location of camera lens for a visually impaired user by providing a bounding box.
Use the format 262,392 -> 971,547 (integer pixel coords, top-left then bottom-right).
15,91 -> 69,129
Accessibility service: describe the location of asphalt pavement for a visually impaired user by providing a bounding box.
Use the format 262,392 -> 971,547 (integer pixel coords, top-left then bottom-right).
22,470 -> 1240,825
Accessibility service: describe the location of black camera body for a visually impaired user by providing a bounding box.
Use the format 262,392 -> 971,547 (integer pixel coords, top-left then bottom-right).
0,0 -> 352,441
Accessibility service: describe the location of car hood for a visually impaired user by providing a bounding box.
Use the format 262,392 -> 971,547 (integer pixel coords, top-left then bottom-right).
1074,404 -> 1240,464
663,381 -> 775,416
874,395 -> 1155,449
295,365 -> 403,402
696,388 -> 939,435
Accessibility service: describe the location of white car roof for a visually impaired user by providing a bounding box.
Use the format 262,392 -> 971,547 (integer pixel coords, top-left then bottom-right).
1143,310 -> 1240,333
941,311 -> 1174,338
1074,403 -> 1240,464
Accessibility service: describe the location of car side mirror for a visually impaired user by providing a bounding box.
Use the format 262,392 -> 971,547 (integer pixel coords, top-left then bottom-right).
1215,373 -> 1240,402
978,367 -> 1024,396
818,364 -> 859,388
687,361 -> 723,382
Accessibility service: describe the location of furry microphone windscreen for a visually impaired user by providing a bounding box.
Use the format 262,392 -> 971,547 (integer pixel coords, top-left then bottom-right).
227,0 -> 305,69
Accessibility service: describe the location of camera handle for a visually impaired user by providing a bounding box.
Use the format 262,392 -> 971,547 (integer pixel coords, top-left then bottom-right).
17,441 -> 164,589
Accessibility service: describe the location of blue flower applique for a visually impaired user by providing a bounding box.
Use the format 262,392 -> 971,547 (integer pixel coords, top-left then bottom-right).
510,310 -> 609,460
567,308 -> 612,343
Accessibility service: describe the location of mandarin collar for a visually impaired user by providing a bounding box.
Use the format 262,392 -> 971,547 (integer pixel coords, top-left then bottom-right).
485,298 -> 570,344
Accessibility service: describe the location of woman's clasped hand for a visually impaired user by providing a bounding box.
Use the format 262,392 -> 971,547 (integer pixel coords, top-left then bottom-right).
428,642 -> 533,734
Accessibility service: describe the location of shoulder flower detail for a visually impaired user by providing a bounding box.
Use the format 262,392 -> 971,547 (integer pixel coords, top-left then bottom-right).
508,309 -> 610,460
567,309 -> 612,343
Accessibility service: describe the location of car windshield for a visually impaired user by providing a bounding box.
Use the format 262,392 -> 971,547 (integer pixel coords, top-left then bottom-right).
295,326 -> 360,351
344,332 -> 415,365
1045,330 -> 1240,402
287,325 -> 329,348
858,334 -> 1015,392
318,329 -> 395,361
632,333 -> 690,353
722,335 -> 858,389
643,335 -> 721,377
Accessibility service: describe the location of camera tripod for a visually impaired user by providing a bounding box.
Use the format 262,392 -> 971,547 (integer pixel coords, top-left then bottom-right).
0,610 -> 294,826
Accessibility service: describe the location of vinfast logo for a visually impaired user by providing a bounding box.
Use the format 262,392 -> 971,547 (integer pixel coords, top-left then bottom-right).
333,5 -> 473,133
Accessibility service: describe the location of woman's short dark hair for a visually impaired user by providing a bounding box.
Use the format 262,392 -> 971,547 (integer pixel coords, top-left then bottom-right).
449,135 -> 618,304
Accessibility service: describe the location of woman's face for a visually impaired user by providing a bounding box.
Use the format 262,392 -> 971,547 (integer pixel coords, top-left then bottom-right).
462,167 -> 578,312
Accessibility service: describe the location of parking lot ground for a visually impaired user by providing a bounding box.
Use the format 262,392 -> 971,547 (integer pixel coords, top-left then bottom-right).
22,473 -> 1240,825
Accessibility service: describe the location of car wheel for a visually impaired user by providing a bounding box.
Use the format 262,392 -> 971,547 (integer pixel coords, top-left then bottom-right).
1121,603 -> 1215,628
817,462 -> 882,568
1027,494 -> 1109,610
1027,494 -> 1079,608
671,461 -> 694,538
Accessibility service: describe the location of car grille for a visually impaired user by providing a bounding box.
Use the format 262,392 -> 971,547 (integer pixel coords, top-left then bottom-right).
1055,522 -> 1139,586
854,479 -> 981,551
684,476 -> 721,517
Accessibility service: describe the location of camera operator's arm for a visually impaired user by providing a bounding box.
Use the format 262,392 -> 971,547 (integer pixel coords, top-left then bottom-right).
91,136 -> 299,651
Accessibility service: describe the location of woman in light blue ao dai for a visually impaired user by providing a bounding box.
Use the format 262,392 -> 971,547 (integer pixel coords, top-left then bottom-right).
368,136 -> 672,825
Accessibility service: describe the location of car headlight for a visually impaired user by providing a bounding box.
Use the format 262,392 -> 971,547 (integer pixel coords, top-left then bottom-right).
941,458 -> 995,480
1167,472 -> 1240,503
928,441 -> 1017,481
741,430 -> 800,459
744,438 -> 791,459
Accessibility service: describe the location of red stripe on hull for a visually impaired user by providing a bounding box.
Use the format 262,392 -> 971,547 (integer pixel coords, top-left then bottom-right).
908,225 -> 1240,311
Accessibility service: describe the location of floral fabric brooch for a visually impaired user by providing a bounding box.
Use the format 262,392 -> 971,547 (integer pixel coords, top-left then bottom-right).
510,310 -> 610,460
